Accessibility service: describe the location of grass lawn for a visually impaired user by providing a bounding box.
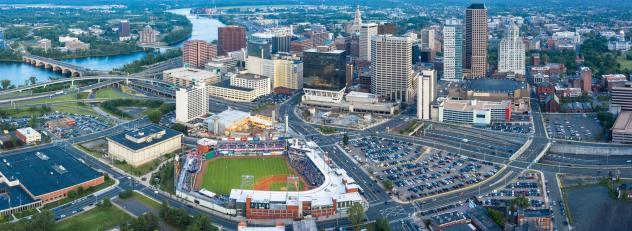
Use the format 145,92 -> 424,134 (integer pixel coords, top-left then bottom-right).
618,54 -> 632,70
55,206 -> 132,231
201,157 -> 294,195
131,192 -> 162,210
96,88 -> 129,99
114,158 -> 162,177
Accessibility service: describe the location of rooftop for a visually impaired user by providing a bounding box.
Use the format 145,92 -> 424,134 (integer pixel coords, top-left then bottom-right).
0,183 -> 37,211
213,80 -> 255,92
441,99 -> 512,111
210,109 -> 251,126
0,146 -> 102,197
613,111 -> 632,135
467,3 -> 486,9
108,124 -> 182,151
463,79 -> 527,93
164,68 -> 218,82
235,73 -> 270,81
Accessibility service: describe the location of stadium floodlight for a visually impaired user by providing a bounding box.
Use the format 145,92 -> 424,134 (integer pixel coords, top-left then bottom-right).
240,175 -> 254,190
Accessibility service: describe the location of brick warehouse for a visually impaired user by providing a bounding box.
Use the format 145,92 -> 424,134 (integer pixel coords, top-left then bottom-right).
0,146 -> 104,215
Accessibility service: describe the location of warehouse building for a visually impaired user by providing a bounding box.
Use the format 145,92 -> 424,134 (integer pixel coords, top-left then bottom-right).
107,124 -> 183,167
0,147 -> 104,215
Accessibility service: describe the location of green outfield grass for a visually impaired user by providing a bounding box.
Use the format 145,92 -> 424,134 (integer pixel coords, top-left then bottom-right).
200,157 -> 293,195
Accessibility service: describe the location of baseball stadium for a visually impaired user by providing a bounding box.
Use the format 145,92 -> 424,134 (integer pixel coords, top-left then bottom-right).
175,138 -> 365,219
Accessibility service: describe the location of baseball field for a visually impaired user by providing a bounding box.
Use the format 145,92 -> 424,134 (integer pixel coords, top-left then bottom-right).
198,156 -> 304,195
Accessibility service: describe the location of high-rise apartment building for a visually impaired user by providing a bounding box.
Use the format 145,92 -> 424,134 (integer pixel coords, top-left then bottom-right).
580,67 -> 592,93
218,26 -> 247,56
183,40 -> 217,69
118,20 -> 131,40
139,25 -> 157,44
273,56 -> 304,90
443,19 -> 464,81
498,23 -> 525,75
359,23 -> 378,62
176,83 -> 209,123
370,34 -> 414,102
464,3 -> 488,78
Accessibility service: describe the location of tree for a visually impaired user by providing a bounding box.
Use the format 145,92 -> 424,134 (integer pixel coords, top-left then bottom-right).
28,116 -> 38,128
342,134 -> 349,146
30,210 -> 55,231
130,213 -> 158,231
148,110 -> 162,124
375,218 -> 391,231
423,219 -> 432,228
68,190 -> 78,198
1,80 -> 11,90
187,215 -> 217,231
382,180 -> 394,191
29,76 -> 37,85
119,189 -> 134,199
170,123 -> 188,135
101,198 -> 112,207
348,202 -> 365,231
511,196 -> 530,210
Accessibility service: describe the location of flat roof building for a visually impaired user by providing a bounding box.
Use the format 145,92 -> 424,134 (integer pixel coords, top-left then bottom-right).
611,82 -> 632,112
163,68 -> 220,88
176,83 -> 209,123
303,47 -> 348,91
612,111 -> 632,144
0,146 -> 105,214
16,127 -> 41,145
439,99 -> 512,125
107,124 -> 183,167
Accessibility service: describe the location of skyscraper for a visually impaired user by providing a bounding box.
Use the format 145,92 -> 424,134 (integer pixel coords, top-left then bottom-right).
359,23 -> 378,62
417,69 -> 437,120
498,23 -> 526,75
464,3 -> 488,78
118,20 -> 131,39
303,47 -> 348,91
370,34 -> 414,102
351,5 -> 362,34
183,40 -> 217,69
218,26 -> 247,56
420,28 -> 436,51
443,19 -> 463,81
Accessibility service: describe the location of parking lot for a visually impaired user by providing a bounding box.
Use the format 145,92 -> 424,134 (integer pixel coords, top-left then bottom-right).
347,136 -> 500,201
489,122 -> 532,134
479,171 -> 548,209
544,113 -> 604,142
43,113 -> 110,139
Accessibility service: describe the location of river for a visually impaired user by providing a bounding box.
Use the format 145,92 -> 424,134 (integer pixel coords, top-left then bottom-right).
0,8 -> 224,85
